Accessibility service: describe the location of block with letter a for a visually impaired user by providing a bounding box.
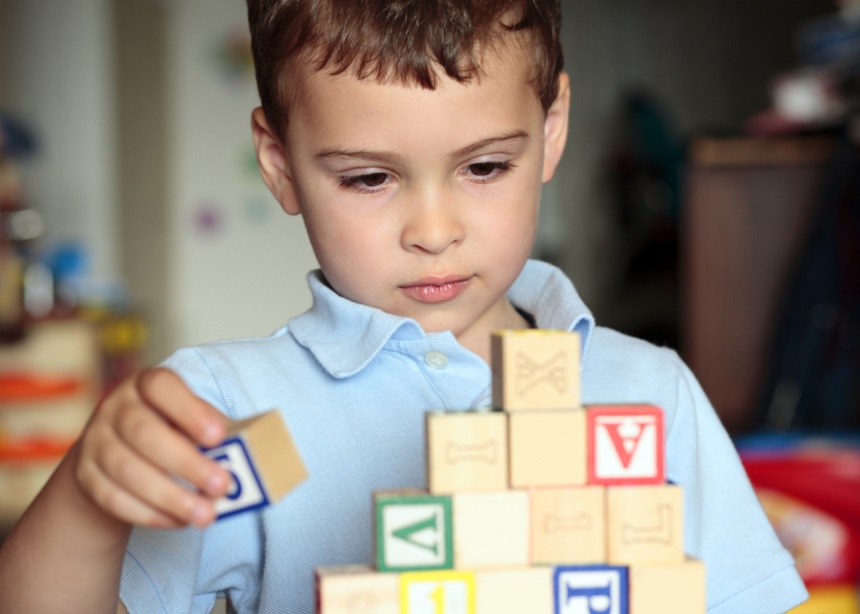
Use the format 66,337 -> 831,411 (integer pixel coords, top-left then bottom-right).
375,490 -> 454,572
553,565 -> 629,614
587,405 -> 665,486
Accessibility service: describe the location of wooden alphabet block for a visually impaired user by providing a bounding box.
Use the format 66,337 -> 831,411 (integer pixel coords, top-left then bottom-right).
530,486 -> 606,565
474,567 -> 552,614
452,490 -> 530,569
202,409 -> 307,520
400,570 -> 476,614
606,485 -> 684,565
316,565 -> 399,614
508,409 -> 587,488
491,330 -> 581,411
587,405 -> 665,486
375,490 -> 454,572
426,410 -> 507,494
629,558 -> 706,614
553,565 -> 629,614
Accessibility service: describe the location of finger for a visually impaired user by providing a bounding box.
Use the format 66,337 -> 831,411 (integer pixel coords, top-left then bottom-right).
113,400 -> 230,499
77,450 -> 190,529
135,368 -> 227,447
94,437 -> 219,527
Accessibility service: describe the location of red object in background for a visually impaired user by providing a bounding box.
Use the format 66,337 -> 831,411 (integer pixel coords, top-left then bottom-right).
741,442 -> 860,586
0,373 -> 84,401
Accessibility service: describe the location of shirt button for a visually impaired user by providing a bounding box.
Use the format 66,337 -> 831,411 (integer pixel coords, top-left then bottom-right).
424,351 -> 449,370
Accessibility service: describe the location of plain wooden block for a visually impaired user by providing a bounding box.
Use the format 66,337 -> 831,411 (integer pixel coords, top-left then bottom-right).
426,410 -> 507,494
474,567 -> 552,614
629,558 -> 706,614
400,570 -> 476,614
587,405 -> 665,486
375,490 -> 454,572
491,330 -> 581,411
202,409 -> 307,520
530,486 -> 606,565
452,490 -> 530,569
316,565 -> 399,614
553,565 -> 629,614
606,485 -> 684,565
508,409 -> 587,488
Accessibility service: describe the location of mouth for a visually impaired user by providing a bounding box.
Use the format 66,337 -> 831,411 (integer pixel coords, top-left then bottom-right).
399,275 -> 472,304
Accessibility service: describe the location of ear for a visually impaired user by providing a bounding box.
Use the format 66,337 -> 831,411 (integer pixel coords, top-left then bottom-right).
251,107 -> 301,215
542,72 -> 570,183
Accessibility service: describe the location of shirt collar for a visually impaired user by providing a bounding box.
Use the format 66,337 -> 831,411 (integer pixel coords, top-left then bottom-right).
289,260 -> 595,379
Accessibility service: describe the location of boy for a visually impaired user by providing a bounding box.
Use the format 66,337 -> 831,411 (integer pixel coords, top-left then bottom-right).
0,0 -> 807,612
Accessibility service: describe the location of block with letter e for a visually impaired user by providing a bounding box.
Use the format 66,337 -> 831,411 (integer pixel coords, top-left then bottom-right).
316,565 -> 399,614
201,409 -> 307,520
426,409 -> 507,494
492,329 -> 581,411
375,490 -> 454,572
553,565 -> 629,614
587,405 -> 665,485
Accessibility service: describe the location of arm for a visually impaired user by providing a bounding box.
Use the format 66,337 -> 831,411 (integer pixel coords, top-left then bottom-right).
0,368 -> 230,614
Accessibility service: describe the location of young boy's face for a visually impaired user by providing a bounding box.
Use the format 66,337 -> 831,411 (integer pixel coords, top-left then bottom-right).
255,38 -> 569,356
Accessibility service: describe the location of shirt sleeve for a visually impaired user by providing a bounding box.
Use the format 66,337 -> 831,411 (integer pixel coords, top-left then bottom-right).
118,347 -> 264,614
666,354 -> 809,613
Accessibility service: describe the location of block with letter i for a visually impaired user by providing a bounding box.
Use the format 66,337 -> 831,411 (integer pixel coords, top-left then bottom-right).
201,409 -> 307,520
426,409 -> 507,494
587,404 -> 665,485
491,329 -> 581,411
375,490 -> 454,572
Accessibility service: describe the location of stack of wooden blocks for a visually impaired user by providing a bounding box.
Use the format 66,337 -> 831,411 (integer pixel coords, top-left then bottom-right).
317,329 -> 706,613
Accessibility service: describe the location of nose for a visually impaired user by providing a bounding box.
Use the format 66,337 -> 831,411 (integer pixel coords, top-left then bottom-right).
400,187 -> 465,254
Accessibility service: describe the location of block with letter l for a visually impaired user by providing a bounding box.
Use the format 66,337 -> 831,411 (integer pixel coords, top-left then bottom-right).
201,409 -> 307,520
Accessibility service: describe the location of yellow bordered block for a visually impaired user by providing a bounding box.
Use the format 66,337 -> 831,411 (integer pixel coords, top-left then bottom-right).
375,490 -> 454,572
530,486 -> 606,565
400,570 -> 476,614
201,409 -> 307,520
629,558 -> 706,614
491,330 -> 581,411
606,484 -> 684,564
316,565 -> 399,614
426,409 -> 508,494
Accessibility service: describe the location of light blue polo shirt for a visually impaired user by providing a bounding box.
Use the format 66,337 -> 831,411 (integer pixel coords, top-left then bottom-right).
119,260 -> 807,613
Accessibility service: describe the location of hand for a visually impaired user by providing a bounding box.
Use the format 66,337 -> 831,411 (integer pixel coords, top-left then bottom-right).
73,368 -> 231,529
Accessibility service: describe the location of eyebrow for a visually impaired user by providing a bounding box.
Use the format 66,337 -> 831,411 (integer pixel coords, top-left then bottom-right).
314,130 -> 530,165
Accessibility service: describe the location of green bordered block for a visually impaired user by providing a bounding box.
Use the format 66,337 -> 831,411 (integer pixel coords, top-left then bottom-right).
400,570 -> 476,614
375,491 -> 454,572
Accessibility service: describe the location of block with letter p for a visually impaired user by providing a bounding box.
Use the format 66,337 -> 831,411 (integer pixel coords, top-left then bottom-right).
553,565 -> 629,614
587,404 -> 665,485
375,490 -> 454,572
492,330 -> 581,411
201,409 -> 307,520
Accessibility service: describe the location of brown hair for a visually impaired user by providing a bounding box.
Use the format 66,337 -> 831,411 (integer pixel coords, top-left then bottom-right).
247,0 -> 563,139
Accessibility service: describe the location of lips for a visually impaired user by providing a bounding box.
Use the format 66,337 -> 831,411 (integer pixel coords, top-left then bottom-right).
400,275 -> 472,304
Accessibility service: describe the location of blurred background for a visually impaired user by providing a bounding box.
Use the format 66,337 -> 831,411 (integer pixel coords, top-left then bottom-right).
2,0 -> 860,611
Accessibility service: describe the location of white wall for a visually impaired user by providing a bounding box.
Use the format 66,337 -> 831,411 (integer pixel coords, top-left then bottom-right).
3,0 -> 120,286
165,0 -> 318,350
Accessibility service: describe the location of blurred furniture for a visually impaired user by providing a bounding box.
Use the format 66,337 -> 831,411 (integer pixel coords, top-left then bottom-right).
682,136 -> 834,433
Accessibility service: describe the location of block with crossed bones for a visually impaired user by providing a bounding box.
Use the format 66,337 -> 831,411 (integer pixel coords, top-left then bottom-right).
491,330 -> 581,411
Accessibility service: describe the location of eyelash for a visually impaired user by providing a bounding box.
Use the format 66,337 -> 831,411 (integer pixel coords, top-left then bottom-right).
337,161 -> 515,194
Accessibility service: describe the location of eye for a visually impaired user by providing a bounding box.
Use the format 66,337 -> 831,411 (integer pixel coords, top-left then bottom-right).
463,161 -> 514,183
338,172 -> 392,194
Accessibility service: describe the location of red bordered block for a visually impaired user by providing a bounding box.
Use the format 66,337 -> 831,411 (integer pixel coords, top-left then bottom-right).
587,405 -> 665,486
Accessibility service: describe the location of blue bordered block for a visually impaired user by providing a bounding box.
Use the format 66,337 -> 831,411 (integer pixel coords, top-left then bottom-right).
553,565 -> 629,614
202,409 -> 307,520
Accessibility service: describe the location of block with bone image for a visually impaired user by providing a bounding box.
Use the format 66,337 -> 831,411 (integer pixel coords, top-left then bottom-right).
426,410 -> 507,494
